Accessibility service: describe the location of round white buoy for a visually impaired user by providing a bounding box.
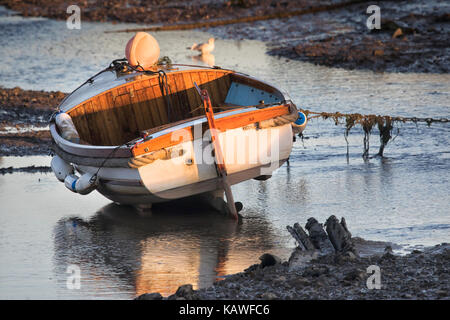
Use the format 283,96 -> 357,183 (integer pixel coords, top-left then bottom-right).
125,32 -> 160,69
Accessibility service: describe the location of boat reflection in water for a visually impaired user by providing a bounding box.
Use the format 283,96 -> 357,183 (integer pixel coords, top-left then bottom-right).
53,202 -> 281,298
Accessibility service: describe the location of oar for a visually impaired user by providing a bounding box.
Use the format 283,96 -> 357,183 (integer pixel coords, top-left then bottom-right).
194,82 -> 239,220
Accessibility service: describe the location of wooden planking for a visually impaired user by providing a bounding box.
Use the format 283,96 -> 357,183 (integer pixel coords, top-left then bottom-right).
148,77 -> 169,125
173,73 -> 192,120
81,101 -> 99,145
206,71 -> 223,107
105,90 -> 128,145
67,107 -> 87,141
198,71 -> 215,105
222,72 -> 232,92
187,71 -> 203,116
97,92 -> 122,145
116,86 -> 140,141
87,99 -> 110,145
216,72 -> 231,102
133,80 -> 155,130
182,72 -> 201,115
66,70 -> 235,146
127,85 -> 147,133
165,73 -> 185,121
143,79 -> 163,127
111,88 -> 132,141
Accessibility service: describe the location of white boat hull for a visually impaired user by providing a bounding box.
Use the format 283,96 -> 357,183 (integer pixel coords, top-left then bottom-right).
75,123 -> 293,206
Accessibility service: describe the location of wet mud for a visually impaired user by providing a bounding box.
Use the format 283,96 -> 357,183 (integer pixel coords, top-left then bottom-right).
0,87 -> 65,156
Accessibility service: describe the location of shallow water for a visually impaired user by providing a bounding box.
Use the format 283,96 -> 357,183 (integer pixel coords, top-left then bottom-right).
0,8 -> 449,299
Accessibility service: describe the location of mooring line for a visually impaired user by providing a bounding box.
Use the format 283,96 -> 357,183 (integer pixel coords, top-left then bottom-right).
299,109 -> 449,159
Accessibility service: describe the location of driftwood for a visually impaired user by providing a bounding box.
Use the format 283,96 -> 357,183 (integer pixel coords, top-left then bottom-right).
287,215 -> 357,257
325,216 -> 356,254
305,218 -> 335,254
287,223 -> 314,251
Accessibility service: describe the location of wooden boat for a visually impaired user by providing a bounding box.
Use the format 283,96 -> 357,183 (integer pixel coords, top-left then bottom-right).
50,61 -> 305,213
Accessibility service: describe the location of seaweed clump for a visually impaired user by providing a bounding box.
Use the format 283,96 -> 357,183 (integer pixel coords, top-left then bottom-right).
302,111 -> 411,159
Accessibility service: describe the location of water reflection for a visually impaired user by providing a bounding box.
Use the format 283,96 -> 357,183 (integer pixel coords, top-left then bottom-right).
53,202 -> 279,297
190,52 -> 215,67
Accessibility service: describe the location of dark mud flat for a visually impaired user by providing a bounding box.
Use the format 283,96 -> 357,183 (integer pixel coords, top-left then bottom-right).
0,0 -> 346,24
0,87 -> 65,156
137,241 -> 450,300
211,0 -> 450,73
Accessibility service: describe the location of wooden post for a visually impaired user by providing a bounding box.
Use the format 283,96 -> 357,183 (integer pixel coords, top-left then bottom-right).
194,82 -> 239,220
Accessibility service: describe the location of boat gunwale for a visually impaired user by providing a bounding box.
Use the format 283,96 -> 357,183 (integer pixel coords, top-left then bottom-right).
50,102 -> 291,159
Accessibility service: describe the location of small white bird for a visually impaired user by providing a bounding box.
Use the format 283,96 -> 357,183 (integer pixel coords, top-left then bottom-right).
188,38 -> 215,55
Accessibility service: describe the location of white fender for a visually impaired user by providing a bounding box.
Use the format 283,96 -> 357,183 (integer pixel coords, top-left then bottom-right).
64,172 -> 97,195
55,112 -> 80,143
51,155 -> 74,182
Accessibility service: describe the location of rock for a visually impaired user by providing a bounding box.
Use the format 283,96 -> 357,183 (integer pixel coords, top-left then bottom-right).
259,253 -> 281,268
344,251 -> 358,261
392,28 -> 403,39
436,289 -> 447,298
291,277 -> 310,288
335,251 -> 358,264
373,49 -> 384,56
261,292 -> 278,300
303,265 -> 329,277
273,275 -> 287,283
134,292 -> 163,300
382,245 -> 396,259
344,268 -> 366,281
175,284 -> 198,300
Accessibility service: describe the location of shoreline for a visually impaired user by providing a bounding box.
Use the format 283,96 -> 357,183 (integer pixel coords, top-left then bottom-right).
136,240 -> 449,300
1,0 -> 448,73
